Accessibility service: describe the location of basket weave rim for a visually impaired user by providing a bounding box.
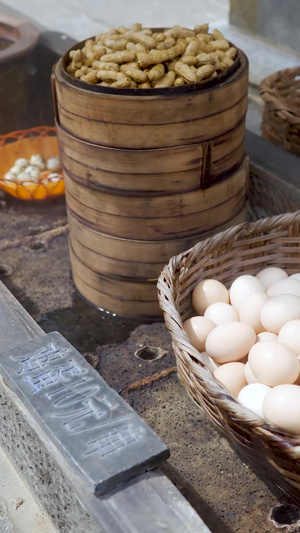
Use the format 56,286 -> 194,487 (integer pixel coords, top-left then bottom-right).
157,211 -> 300,451
260,66 -> 300,125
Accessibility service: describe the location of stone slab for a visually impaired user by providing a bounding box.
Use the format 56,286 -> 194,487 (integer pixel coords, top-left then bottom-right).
0,331 -> 169,495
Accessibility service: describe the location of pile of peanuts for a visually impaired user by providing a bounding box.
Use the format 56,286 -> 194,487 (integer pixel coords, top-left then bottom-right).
66,23 -> 237,88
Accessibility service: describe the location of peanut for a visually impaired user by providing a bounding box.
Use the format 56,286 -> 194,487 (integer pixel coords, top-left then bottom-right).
118,26 -> 128,34
131,23 -> 143,32
148,63 -> 165,82
212,29 -> 224,41
197,33 -> 213,42
184,39 -> 199,56
196,52 -> 218,66
194,23 -> 209,34
174,62 -> 198,83
222,56 -> 234,68
180,55 -> 198,66
92,61 -> 120,71
154,70 -> 176,87
174,76 -> 185,86
111,77 -> 131,88
156,37 -> 176,50
81,70 -> 99,83
100,51 -> 136,64
196,64 -> 215,80
96,70 -> 129,83
138,82 -> 152,88
155,33 -> 166,42
125,31 -> 156,49
215,50 -> 225,60
138,39 -> 186,68
197,40 -> 212,53
120,64 -> 148,82
226,47 -> 237,60
104,38 -> 128,51
210,39 -> 230,51
165,25 -> 195,39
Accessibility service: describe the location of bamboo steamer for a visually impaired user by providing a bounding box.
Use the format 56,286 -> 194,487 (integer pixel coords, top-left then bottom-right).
53,40 -> 249,319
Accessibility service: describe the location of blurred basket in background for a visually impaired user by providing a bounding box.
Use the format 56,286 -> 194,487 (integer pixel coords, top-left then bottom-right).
0,126 -> 64,200
158,211 -> 300,505
260,67 -> 300,156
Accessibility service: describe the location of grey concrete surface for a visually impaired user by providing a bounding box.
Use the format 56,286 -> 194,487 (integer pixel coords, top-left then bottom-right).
0,0 -> 229,41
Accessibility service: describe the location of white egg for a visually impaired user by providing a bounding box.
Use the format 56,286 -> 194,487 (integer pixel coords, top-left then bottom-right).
214,362 -> 247,397
15,158 -> 28,168
267,278 -> 300,298
183,316 -> 216,352
238,292 -> 269,333
278,320 -> 300,355
46,157 -> 60,172
4,171 -> 13,181
48,173 -> 61,182
238,383 -> 271,417
16,171 -> 28,183
205,322 -> 256,363
29,154 -> 46,170
24,165 -> 40,181
260,294 -> 300,334
244,361 -> 259,384
290,273 -> 300,281
263,385 -> 300,434
256,332 -> 278,343
229,275 -> 265,310
256,267 -> 288,290
204,302 -> 239,325
248,341 -> 299,387
10,164 -> 23,176
192,279 -> 229,315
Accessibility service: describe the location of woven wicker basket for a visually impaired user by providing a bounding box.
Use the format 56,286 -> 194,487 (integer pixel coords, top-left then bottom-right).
260,67 -> 300,156
158,211 -> 300,504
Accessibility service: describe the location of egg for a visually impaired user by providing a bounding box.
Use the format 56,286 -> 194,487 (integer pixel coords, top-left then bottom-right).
4,171 -> 13,181
278,320 -> 300,354
192,279 -> 229,315
256,267 -> 288,290
24,165 -> 40,181
248,341 -> 299,386
10,164 -> 23,176
238,292 -> 269,333
214,362 -> 247,397
183,316 -> 216,352
263,385 -> 300,434
244,361 -> 259,384
229,275 -> 265,310
15,158 -> 28,168
267,278 -> 300,298
238,383 -> 271,417
29,154 -> 46,170
48,173 -> 61,182
204,302 -> 239,325
256,332 -> 278,342
290,273 -> 300,281
16,171 -> 28,183
46,157 -> 61,172
205,322 -> 256,363
260,294 -> 300,333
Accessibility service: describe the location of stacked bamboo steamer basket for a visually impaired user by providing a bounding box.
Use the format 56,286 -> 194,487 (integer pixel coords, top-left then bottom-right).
53,25 -> 249,319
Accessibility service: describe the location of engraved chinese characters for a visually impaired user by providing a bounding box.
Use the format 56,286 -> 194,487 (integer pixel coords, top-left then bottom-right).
1,332 -> 169,494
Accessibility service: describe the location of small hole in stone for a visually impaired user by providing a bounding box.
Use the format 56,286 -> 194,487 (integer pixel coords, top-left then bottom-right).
28,240 -> 47,252
135,346 -> 161,361
270,504 -> 300,528
0,264 -> 13,277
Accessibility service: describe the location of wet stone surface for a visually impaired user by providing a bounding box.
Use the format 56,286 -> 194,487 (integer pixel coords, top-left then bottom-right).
0,194 -> 296,532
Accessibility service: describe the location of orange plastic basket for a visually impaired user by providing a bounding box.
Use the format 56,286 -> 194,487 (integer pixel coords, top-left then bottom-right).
0,126 -> 65,200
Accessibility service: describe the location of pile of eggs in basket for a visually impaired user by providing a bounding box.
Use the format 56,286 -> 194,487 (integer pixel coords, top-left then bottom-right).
184,267 -> 300,434
4,155 -> 61,184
